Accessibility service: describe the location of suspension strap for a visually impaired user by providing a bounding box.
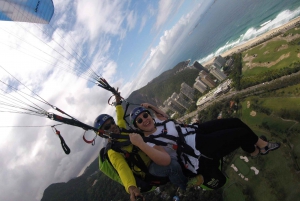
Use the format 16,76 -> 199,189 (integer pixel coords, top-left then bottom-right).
123,102 -> 133,129
52,126 -> 70,155
82,130 -> 97,145
121,101 -> 143,130
97,78 -> 118,95
48,113 -> 97,131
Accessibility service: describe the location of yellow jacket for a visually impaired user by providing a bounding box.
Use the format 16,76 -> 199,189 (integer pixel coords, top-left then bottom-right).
107,105 -> 152,193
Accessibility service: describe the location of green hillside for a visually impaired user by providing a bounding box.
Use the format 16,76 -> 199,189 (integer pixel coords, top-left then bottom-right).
125,62 -> 200,117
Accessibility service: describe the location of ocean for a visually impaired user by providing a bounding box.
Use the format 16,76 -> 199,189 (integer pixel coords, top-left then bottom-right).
168,0 -> 300,69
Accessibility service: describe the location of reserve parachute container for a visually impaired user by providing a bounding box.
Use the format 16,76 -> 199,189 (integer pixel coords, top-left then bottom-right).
0,0 -> 54,24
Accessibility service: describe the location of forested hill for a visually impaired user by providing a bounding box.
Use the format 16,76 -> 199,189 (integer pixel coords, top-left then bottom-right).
125,61 -> 199,107
41,157 -> 99,201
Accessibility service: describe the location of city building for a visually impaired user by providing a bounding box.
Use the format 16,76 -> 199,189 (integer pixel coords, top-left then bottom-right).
210,66 -> 227,81
199,70 -> 209,77
213,55 -> 226,69
180,82 -> 194,101
171,92 -> 190,109
225,57 -> 234,67
163,97 -> 185,114
193,77 -> 207,93
199,71 -> 216,88
193,61 -> 209,73
213,79 -> 231,96
158,106 -> 168,114
196,95 -> 213,107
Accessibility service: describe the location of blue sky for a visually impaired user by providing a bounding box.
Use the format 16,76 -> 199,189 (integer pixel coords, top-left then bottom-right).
0,0 -> 213,201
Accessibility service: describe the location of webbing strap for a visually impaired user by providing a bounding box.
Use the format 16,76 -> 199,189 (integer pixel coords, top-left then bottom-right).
52,127 -> 70,155
128,146 -> 149,173
57,133 -> 70,154
123,102 -> 133,129
49,113 -> 97,131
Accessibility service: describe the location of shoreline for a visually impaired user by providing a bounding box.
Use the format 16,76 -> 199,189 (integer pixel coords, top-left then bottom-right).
203,15 -> 300,66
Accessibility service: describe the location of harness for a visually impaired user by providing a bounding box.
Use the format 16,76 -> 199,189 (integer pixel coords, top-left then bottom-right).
109,120 -> 202,174
148,119 -> 200,174
104,128 -> 169,190
150,120 -> 228,189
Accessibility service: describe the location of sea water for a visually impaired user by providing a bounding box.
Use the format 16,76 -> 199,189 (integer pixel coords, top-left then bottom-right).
169,0 -> 300,68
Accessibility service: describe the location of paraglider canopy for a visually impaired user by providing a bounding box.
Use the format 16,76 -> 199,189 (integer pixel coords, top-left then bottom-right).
0,0 -> 54,24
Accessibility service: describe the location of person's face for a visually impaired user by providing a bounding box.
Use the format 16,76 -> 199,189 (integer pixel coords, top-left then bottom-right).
101,119 -> 119,134
135,112 -> 155,132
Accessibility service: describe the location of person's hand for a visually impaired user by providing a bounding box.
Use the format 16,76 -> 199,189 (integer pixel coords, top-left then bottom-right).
141,103 -> 152,109
129,133 -> 144,147
128,186 -> 145,201
114,88 -> 121,104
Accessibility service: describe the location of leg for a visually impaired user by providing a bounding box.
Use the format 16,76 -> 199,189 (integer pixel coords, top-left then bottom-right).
196,118 -> 254,135
196,127 -> 258,158
148,159 -> 188,190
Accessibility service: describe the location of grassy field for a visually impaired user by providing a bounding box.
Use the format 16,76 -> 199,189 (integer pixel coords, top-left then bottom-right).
241,27 -> 300,77
223,92 -> 300,201
223,183 -> 246,201
197,26 -> 300,201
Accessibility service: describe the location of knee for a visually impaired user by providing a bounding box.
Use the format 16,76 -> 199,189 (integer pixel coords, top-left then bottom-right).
231,118 -> 246,126
169,159 -> 181,170
232,118 -> 242,123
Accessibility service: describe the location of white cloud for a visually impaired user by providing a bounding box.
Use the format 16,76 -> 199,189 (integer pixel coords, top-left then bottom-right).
76,0 -> 128,40
154,0 -> 174,30
139,15 -> 147,33
0,65 -> 116,201
127,10 -> 137,31
127,5 -> 200,92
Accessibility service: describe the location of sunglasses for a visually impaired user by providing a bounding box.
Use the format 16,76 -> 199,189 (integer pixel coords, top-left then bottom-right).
102,120 -> 115,130
136,113 -> 149,124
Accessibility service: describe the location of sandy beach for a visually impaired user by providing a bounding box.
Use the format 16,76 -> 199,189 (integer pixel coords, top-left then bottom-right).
203,16 -> 300,66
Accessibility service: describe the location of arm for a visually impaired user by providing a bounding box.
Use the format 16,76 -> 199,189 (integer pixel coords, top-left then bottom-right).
115,92 -> 127,129
116,105 -> 126,128
141,103 -> 168,121
129,133 -> 171,166
108,149 -> 137,193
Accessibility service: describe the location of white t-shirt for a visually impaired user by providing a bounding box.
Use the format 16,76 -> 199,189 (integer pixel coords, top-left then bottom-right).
146,119 -> 200,174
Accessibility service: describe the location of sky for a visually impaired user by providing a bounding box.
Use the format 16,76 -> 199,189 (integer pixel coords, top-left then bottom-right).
0,0 -> 213,200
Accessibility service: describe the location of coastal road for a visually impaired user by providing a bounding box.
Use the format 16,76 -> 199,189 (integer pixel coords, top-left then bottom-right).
178,70 -> 300,122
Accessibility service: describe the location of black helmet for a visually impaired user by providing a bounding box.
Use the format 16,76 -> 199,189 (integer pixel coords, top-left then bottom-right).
130,106 -> 150,127
94,114 -> 113,129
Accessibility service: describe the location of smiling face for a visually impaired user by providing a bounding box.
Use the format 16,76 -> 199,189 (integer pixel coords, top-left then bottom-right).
135,112 -> 156,134
101,119 -> 120,134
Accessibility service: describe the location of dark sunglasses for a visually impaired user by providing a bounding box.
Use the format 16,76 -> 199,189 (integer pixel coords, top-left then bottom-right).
136,113 -> 149,124
102,120 -> 115,130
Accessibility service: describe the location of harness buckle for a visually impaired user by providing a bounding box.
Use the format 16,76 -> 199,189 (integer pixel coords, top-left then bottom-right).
172,144 -> 178,150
